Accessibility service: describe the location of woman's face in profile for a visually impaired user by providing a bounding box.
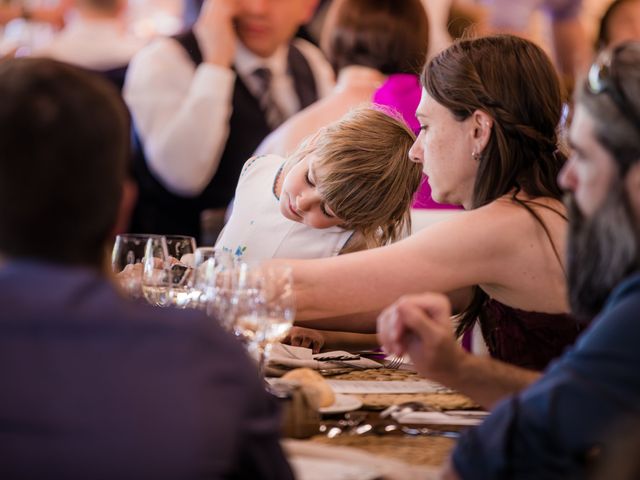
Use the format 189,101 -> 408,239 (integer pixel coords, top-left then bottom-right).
409,89 -> 479,208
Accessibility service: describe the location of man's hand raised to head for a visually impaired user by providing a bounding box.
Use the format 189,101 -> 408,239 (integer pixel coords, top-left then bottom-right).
194,0 -> 238,67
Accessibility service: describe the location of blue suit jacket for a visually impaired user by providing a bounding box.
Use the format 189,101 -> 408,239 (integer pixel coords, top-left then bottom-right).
0,260 -> 293,480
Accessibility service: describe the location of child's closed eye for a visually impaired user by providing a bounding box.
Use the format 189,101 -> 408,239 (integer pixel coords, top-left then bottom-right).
306,169 -> 337,219
305,171 -> 315,186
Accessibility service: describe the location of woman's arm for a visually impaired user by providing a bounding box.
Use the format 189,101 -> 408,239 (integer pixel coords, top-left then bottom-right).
278,196 -> 567,323
279,206 -> 507,320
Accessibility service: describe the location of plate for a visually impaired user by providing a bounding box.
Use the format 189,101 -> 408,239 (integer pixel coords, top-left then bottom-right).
319,394 -> 363,414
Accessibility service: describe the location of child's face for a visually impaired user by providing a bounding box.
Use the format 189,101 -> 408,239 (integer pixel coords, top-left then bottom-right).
279,154 -> 344,229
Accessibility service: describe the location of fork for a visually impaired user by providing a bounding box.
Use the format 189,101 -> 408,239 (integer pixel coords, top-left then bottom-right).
383,354 -> 404,369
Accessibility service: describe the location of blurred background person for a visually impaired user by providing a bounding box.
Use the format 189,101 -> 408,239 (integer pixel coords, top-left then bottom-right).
460,0 -> 591,91
34,0 -> 145,87
596,0 -> 640,49
124,0 -> 334,244
0,1 -> 68,26
0,0 -> 72,56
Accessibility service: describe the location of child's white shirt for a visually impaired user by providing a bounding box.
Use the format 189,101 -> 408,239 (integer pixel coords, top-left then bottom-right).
215,154 -> 353,262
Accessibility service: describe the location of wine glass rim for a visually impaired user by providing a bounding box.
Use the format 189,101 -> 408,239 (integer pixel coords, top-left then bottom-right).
115,233 -> 165,240
164,234 -> 197,241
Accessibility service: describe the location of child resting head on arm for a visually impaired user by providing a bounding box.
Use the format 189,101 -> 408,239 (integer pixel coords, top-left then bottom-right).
216,107 -> 423,262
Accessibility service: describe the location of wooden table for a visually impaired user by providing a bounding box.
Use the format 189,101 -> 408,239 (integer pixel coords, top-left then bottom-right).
303,368 -> 479,468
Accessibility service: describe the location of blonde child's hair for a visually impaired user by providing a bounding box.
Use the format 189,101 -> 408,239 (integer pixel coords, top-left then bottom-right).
287,107 -> 422,253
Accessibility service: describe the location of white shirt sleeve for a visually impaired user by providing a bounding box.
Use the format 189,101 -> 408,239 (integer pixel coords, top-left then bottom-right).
123,37 -> 236,197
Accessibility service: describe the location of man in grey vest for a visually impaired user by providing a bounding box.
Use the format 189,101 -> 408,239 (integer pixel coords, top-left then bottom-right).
124,0 -> 334,242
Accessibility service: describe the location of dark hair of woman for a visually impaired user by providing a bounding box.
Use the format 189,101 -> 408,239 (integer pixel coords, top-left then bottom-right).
421,35 -> 568,336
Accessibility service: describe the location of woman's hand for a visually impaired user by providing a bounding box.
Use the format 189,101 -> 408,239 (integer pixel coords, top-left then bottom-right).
377,292 -> 467,382
285,326 -> 325,353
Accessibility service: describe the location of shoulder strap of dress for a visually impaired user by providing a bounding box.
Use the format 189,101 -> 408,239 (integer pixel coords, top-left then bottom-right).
511,194 -> 567,277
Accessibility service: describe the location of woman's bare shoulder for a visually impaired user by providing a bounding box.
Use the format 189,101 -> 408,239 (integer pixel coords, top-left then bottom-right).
473,195 -> 566,226
408,195 -> 566,254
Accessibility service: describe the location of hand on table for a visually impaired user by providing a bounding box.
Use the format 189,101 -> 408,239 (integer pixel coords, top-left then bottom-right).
377,293 -> 466,382
285,326 -> 325,353
195,0 -> 238,67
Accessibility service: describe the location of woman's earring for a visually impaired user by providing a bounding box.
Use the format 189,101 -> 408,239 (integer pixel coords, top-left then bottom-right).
471,150 -> 480,162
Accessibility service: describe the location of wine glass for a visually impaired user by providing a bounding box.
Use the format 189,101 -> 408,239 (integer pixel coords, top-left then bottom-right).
111,233 -> 164,299
164,235 -> 197,263
190,247 -> 234,312
258,264 -> 296,359
231,262 -> 265,345
141,236 -> 171,307
162,235 -> 197,308
231,263 -> 295,375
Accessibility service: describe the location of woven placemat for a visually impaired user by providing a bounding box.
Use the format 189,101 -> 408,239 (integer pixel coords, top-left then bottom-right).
310,434 -> 455,467
329,368 -> 478,410
357,392 -> 477,410
330,368 -> 423,382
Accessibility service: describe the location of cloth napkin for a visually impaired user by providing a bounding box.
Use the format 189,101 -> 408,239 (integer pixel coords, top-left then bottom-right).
269,343 -> 382,371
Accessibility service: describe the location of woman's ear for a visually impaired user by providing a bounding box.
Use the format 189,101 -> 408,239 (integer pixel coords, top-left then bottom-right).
471,110 -> 494,154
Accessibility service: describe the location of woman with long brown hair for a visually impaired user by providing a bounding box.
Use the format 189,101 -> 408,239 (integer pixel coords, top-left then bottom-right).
279,35 -> 581,370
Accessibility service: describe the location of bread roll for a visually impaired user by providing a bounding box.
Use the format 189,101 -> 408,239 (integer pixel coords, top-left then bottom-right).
282,368 -> 335,408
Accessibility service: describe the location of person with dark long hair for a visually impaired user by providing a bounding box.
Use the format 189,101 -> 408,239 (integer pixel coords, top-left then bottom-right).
278,35 -> 580,371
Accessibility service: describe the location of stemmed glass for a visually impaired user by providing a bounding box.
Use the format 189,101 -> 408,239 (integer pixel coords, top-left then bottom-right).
164,235 -> 197,263
141,236 -> 171,307
160,235 -> 197,308
190,247 -> 235,315
111,233 -> 164,299
231,263 -> 296,375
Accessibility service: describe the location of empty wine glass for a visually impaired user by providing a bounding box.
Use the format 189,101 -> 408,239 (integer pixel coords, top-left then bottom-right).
111,233 -> 164,299
191,247 -> 234,311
